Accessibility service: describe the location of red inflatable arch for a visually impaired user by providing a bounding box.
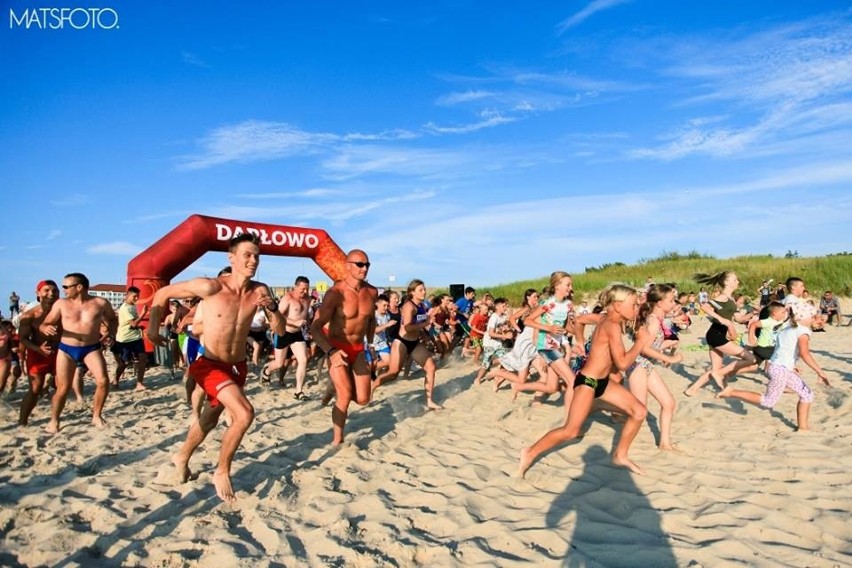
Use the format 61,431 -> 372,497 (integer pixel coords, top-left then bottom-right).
127,214 -> 348,310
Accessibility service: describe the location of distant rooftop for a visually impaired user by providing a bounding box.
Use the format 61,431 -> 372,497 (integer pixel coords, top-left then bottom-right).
90,284 -> 126,293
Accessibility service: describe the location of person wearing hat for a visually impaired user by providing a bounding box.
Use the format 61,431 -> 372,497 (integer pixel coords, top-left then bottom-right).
18,280 -> 61,425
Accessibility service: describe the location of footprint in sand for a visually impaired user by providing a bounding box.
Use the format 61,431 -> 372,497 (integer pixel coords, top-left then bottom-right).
473,464 -> 491,481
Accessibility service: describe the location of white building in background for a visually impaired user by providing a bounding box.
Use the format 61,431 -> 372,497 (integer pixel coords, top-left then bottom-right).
89,284 -> 126,310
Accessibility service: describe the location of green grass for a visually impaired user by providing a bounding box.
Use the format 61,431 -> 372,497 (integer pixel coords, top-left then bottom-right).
458,252 -> 852,305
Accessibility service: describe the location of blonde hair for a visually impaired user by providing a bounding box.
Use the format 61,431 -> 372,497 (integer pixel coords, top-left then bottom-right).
545,271 -> 571,296
599,283 -> 638,309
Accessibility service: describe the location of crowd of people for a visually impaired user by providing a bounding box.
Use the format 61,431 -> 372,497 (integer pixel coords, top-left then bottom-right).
0,238 -> 843,502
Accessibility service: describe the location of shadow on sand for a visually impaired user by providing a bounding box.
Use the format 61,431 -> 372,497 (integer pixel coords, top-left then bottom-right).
546,444 -> 678,568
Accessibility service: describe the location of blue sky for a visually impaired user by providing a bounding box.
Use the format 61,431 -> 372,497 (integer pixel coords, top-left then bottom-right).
3,1 -> 852,302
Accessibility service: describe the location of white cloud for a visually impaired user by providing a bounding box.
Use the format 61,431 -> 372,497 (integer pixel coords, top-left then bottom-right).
235,188 -> 343,200
45,230 -> 62,241
349,161 -> 852,284
181,51 -> 211,69
436,90 -> 496,106
665,18 -> 852,106
86,241 -> 144,255
627,14 -> 852,161
321,145 -> 476,180
205,189 -> 436,224
177,121 -> 337,170
424,111 -> 516,134
177,121 -> 425,170
342,129 -> 419,141
557,0 -> 632,34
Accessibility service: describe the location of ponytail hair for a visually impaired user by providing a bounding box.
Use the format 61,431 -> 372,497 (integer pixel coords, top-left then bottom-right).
634,283 -> 675,333
693,271 -> 733,293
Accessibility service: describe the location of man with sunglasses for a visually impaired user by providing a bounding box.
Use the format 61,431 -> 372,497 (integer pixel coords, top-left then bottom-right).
40,273 -> 118,433
311,249 -> 378,446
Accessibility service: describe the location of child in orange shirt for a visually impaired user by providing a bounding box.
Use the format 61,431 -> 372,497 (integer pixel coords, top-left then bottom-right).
468,303 -> 489,363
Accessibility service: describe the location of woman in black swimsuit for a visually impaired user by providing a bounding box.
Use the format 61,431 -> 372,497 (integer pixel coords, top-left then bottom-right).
685,271 -> 756,396
373,280 -> 443,410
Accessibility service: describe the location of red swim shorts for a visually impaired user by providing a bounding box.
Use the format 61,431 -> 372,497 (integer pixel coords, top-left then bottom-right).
189,356 -> 248,407
329,338 -> 365,365
26,348 -> 57,377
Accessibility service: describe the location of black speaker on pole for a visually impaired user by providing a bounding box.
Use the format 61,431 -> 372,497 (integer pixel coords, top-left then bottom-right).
449,284 -> 465,301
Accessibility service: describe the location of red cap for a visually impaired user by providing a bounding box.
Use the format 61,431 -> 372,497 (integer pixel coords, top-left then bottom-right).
36,280 -> 49,292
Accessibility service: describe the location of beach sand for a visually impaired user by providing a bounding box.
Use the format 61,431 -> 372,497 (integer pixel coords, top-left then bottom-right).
0,314 -> 850,567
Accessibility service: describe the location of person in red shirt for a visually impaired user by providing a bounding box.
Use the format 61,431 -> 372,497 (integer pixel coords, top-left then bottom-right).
468,303 -> 489,364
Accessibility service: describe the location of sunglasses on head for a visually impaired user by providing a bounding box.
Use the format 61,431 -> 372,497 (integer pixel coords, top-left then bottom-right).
349,261 -> 371,269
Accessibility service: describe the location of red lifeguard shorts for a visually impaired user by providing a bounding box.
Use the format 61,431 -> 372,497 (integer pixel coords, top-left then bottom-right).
329,338 -> 365,365
189,356 -> 248,407
26,348 -> 57,377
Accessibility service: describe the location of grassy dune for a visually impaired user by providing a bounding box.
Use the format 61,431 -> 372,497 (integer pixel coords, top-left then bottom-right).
474,252 -> 852,305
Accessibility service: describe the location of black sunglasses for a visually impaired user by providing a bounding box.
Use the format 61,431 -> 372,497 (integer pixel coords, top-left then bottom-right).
62,283 -> 79,289
348,261 -> 371,269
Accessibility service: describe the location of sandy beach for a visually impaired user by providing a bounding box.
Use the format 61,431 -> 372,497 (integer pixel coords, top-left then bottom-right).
1,313 -> 850,567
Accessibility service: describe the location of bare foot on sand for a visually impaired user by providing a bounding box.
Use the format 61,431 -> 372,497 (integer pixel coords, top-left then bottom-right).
426,400 -> 443,411
716,385 -> 734,399
683,381 -> 703,397
518,447 -> 533,478
172,454 -> 191,483
213,470 -> 236,503
658,442 -> 684,454
134,383 -> 147,392
46,420 -> 60,434
92,415 -> 107,428
612,455 -> 645,475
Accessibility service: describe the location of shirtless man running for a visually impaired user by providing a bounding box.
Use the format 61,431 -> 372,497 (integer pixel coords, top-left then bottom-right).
310,249 -> 378,446
18,280 -> 60,425
262,275 -> 311,399
40,273 -> 118,433
147,233 -> 284,503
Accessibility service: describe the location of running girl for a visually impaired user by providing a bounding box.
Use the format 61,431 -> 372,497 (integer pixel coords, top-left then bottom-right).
626,284 -> 682,450
685,271 -> 756,396
512,272 -> 577,404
